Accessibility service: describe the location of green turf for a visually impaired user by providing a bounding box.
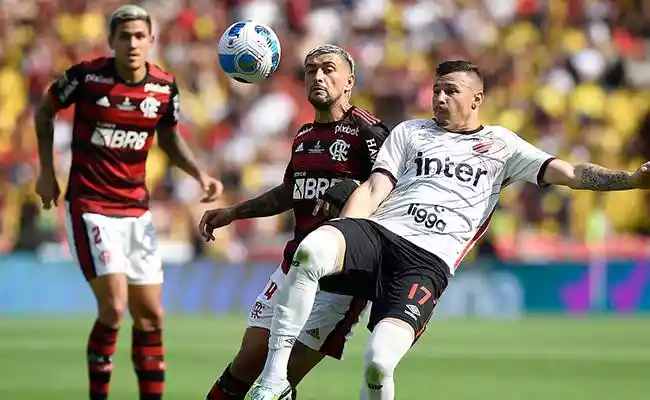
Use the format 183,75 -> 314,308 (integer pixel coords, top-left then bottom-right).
0,316 -> 649,399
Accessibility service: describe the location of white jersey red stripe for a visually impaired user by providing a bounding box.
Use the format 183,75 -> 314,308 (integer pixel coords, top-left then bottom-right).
366,119 -> 555,274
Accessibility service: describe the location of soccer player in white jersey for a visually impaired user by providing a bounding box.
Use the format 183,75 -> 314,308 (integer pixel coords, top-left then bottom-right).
245,60 -> 650,400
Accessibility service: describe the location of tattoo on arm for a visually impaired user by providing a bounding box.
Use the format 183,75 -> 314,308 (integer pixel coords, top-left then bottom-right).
34,98 -> 57,173
232,184 -> 293,219
157,126 -> 202,180
576,163 -> 634,191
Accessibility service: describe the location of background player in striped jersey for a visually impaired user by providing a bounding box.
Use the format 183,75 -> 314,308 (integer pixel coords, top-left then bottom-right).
33,5 -> 222,400
199,45 -> 390,400
247,60 -> 650,400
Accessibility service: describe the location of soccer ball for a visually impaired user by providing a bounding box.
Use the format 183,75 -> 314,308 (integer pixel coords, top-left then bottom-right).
218,20 -> 281,84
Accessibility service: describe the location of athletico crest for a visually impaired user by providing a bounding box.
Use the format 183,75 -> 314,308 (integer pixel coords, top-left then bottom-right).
472,140 -> 493,154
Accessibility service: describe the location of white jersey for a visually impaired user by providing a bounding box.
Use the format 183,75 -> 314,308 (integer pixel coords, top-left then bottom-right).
368,119 -> 555,274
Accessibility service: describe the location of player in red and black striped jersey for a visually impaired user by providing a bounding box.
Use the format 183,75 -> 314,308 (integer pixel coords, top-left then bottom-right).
33,5 -> 222,400
200,45 -> 390,400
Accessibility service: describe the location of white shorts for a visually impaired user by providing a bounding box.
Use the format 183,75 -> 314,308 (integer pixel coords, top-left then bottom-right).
64,202 -> 162,285
247,266 -> 369,359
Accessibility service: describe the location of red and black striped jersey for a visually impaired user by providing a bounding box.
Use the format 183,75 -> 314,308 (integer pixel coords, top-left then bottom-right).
280,106 -> 390,273
48,57 -> 179,217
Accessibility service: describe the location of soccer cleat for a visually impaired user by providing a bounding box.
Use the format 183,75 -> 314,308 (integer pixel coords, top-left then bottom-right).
244,379 -> 292,400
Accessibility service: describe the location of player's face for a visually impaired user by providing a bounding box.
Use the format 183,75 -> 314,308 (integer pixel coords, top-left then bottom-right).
109,20 -> 153,71
304,53 -> 354,110
432,72 -> 482,128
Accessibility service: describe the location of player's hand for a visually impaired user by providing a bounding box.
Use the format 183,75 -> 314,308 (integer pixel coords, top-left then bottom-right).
198,174 -> 224,203
199,207 -> 235,241
35,171 -> 60,210
312,199 -> 340,218
631,161 -> 650,189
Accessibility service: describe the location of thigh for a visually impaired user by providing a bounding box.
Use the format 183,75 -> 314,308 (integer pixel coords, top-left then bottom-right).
298,290 -> 370,360
247,265 -> 286,330
65,202 -> 129,281
369,271 -> 443,341
127,210 -> 163,285
318,218 -> 382,299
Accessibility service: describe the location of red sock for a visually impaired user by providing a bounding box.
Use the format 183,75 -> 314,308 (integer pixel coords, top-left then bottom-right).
206,364 -> 250,400
132,328 -> 165,400
87,320 -> 118,400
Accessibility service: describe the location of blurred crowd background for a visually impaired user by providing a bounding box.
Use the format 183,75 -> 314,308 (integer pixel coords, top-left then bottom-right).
2,0 -> 650,264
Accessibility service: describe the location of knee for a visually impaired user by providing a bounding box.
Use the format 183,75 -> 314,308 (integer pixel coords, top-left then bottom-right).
293,228 -> 342,278
97,298 -> 127,328
133,305 -> 165,331
363,346 -> 395,385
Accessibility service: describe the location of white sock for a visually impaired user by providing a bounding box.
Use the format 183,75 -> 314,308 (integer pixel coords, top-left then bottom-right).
361,319 -> 414,400
260,228 -> 341,386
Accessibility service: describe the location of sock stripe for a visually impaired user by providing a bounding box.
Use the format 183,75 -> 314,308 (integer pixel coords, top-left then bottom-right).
87,321 -> 118,399
132,327 -> 165,399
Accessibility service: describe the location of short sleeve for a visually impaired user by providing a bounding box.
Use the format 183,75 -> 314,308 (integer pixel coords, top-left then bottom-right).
48,63 -> 85,108
158,80 -> 180,127
505,134 -> 556,186
371,122 -> 410,186
360,122 -> 391,166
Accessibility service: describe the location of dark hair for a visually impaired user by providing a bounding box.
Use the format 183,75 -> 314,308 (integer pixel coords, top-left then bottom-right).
304,44 -> 355,74
109,5 -> 152,37
435,60 -> 482,82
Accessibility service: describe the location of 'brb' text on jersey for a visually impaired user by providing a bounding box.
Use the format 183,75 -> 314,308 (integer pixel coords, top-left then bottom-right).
281,106 -> 390,273
48,57 -> 179,217
369,119 -> 555,274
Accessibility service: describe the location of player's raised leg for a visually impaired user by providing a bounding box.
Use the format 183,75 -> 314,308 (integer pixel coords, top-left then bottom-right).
127,210 -> 166,400
248,226 -> 347,397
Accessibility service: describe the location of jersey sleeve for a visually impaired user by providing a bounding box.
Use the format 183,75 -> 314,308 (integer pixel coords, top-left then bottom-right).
158,80 -> 180,127
47,63 -> 85,108
371,122 -> 410,186
359,122 -> 391,177
505,134 -> 556,186
283,161 -> 293,185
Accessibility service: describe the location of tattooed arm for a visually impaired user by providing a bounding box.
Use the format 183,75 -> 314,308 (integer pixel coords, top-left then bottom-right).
541,159 -> 650,191
34,96 -> 58,174
230,184 -> 293,219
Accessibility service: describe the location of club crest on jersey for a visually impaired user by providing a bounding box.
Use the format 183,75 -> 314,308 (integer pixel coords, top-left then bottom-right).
140,96 -> 161,118
472,140 -> 493,154
329,139 -> 350,161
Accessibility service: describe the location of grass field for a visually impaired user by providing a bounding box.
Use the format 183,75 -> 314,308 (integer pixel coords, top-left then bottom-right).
0,316 -> 649,399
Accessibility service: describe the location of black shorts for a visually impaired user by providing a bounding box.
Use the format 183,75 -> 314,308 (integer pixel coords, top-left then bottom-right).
318,218 -> 449,340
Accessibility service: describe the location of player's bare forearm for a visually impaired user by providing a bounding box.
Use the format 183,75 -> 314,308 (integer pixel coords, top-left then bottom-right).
231,183 -> 293,219
34,96 -> 57,173
157,125 -> 202,180
341,172 -> 393,218
542,159 -> 636,191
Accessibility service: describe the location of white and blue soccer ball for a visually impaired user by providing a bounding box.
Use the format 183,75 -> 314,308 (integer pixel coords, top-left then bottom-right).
218,20 -> 281,84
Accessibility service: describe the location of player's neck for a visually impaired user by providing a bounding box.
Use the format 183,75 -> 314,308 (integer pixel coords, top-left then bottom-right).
440,117 -> 482,133
115,62 -> 147,84
314,103 -> 351,123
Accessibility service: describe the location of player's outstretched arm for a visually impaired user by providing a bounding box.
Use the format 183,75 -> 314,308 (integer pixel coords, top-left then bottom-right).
541,159 -> 650,191
199,183 -> 293,241
156,124 -> 223,202
340,171 -> 394,218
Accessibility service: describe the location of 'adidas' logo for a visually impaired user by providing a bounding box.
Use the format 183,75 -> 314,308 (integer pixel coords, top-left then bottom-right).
295,142 -> 304,153
96,96 -> 110,107
305,328 -> 320,339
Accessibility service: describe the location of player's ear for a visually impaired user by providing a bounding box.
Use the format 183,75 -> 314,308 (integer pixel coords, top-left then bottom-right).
472,91 -> 484,109
107,35 -> 115,50
345,73 -> 355,93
